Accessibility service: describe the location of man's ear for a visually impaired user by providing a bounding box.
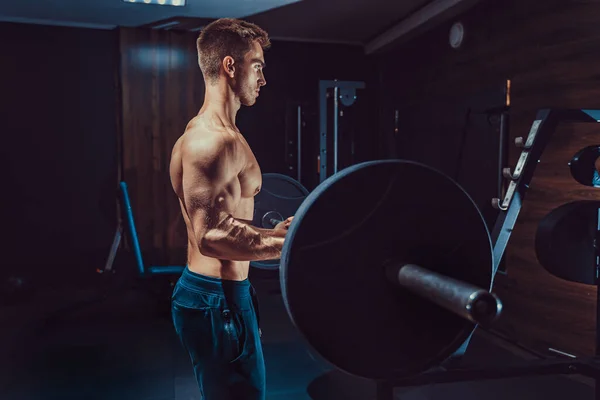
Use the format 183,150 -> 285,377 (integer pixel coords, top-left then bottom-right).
222,56 -> 235,78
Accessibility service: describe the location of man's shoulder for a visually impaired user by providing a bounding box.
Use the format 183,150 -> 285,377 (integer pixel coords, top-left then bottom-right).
181,123 -> 235,162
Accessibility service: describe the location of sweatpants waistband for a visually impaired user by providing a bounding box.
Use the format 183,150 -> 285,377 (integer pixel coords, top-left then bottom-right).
179,267 -> 251,300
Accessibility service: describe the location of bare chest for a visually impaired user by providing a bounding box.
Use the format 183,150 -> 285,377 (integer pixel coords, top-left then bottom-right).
235,140 -> 262,219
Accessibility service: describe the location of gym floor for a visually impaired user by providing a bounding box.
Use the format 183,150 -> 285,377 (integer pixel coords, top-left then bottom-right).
0,271 -> 594,400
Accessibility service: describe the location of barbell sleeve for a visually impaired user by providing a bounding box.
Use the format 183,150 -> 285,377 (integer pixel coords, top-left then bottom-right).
384,262 -> 503,327
270,218 -> 283,227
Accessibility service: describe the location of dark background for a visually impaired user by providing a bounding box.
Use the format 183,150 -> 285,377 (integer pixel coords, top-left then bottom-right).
2,0 -> 600,362
0,23 -> 119,284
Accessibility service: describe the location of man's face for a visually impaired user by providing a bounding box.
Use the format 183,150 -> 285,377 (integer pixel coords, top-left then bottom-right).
234,41 -> 267,107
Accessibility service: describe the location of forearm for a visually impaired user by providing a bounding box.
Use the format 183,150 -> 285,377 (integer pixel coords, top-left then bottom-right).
234,217 -> 287,238
200,215 -> 286,261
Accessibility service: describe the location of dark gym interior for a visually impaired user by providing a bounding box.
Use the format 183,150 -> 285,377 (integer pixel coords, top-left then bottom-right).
2,0 -> 600,398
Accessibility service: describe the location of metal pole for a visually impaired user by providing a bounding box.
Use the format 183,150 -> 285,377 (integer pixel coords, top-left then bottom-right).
103,224 -> 122,272
333,86 -> 339,174
385,262 -> 502,327
297,105 -> 302,183
498,112 -> 509,199
318,81 -> 328,183
595,208 -> 600,357
120,182 -> 146,276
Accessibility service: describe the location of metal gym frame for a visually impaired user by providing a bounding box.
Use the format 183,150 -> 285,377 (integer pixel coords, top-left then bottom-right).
319,80 -> 366,183
296,104 -> 302,182
103,182 -> 185,277
375,108 -> 600,399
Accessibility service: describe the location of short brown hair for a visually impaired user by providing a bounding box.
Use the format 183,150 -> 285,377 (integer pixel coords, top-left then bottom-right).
197,18 -> 271,84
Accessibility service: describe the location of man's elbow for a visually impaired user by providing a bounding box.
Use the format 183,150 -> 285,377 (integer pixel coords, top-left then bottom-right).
198,236 -> 217,258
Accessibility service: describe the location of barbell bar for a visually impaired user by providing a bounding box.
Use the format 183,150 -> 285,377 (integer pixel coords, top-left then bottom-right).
385,262 -> 501,327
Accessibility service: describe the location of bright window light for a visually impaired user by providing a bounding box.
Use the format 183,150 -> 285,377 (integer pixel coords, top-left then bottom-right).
123,0 -> 186,6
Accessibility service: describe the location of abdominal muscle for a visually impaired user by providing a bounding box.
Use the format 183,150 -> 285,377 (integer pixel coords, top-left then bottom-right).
179,196 -> 254,282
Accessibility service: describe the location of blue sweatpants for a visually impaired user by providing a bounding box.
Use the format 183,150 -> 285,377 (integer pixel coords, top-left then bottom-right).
171,267 -> 265,400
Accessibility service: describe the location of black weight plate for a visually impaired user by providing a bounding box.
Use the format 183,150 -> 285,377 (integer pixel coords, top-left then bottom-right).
251,173 -> 309,270
280,160 -> 493,380
535,200 -> 600,285
569,145 -> 600,187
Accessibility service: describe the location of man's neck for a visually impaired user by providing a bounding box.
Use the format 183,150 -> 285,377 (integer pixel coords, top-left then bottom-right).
200,80 -> 241,128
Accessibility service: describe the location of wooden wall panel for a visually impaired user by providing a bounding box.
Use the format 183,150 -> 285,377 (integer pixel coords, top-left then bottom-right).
119,28 -> 204,265
378,0 -> 600,355
498,123 -> 599,355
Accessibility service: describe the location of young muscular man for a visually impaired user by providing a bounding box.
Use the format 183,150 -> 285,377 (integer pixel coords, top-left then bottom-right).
169,18 -> 292,400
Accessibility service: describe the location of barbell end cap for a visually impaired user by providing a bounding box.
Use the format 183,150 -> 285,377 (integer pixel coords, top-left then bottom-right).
467,290 -> 503,328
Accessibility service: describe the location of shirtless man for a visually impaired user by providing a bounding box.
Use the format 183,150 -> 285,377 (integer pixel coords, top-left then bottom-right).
169,18 -> 292,400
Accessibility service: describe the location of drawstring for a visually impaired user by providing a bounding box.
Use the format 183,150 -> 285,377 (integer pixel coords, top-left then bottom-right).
249,284 -> 261,337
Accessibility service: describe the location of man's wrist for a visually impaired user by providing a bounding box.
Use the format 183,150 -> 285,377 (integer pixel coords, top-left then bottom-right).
271,228 -> 288,238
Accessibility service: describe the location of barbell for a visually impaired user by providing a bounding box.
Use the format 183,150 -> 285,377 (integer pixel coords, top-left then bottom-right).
260,159 -> 502,381
251,173 -> 310,269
